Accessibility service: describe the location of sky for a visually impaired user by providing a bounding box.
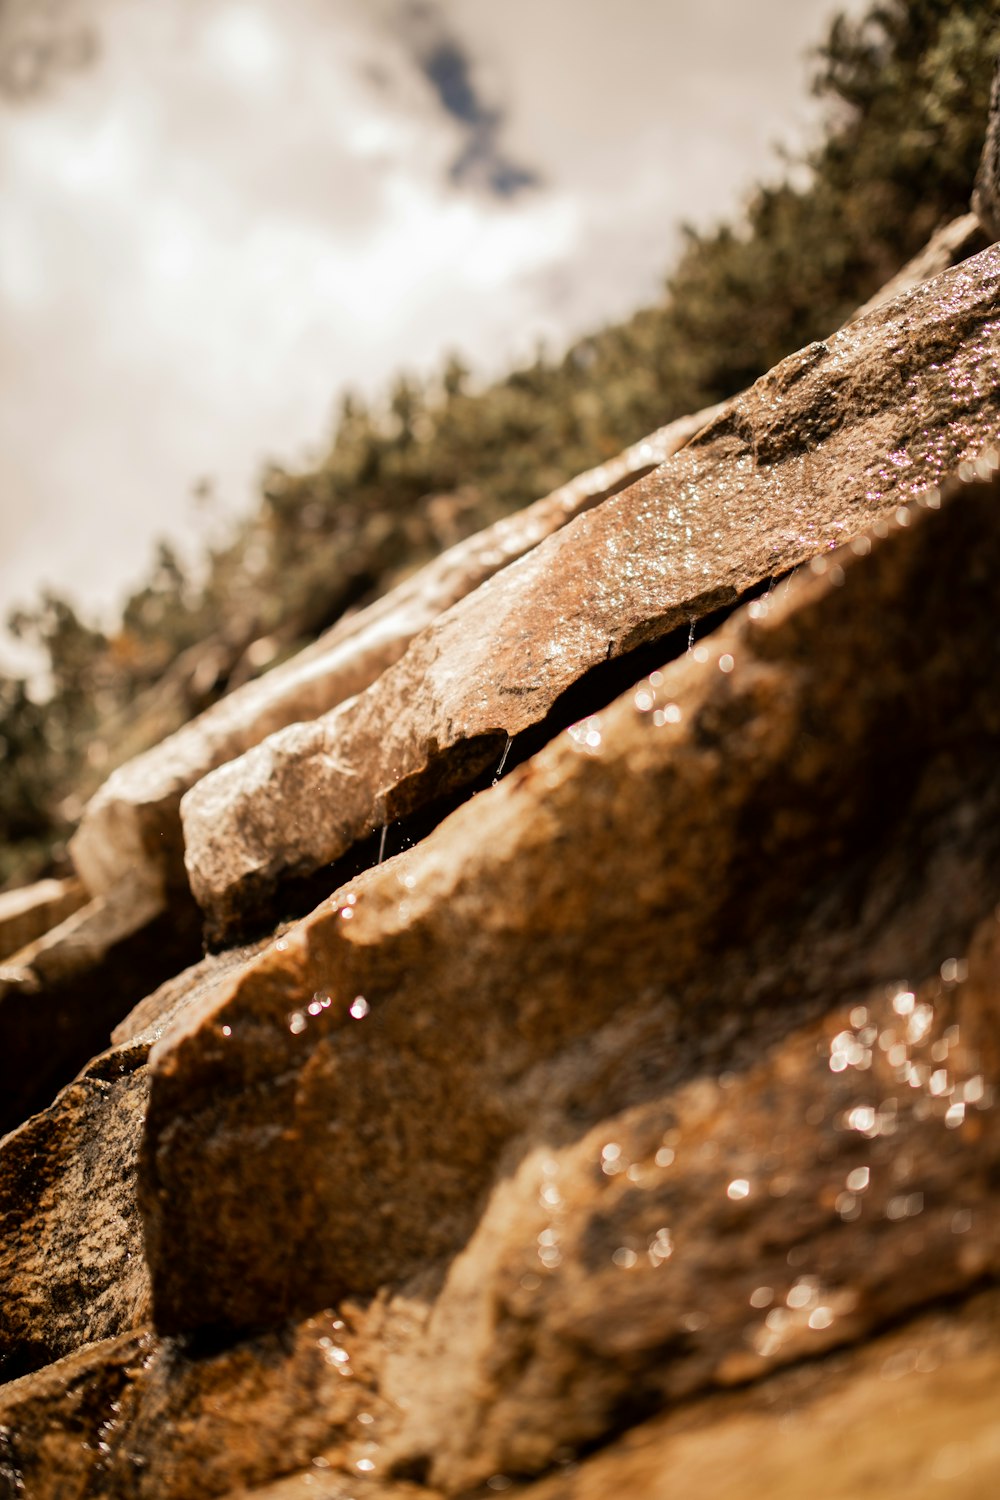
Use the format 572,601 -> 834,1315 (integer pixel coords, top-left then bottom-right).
0,0 -> 867,668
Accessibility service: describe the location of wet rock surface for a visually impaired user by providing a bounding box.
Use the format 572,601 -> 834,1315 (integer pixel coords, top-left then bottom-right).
5,236 -> 1000,1500
0,942 -> 267,1388
377,913 -> 1000,1490
70,403 -> 719,914
510,1288 -> 1000,1500
0,884 -> 202,1138
182,246 -> 1000,942
0,1042 -> 150,1387
144,473 -> 1000,1336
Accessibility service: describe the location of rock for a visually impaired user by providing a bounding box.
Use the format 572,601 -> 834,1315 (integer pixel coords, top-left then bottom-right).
507,1288 -> 1000,1500
0,1309 -> 392,1500
0,942 -> 265,1386
142,468 -> 1000,1336
376,912 -> 1000,1490
182,246 -> 1000,942
974,56 -> 1000,241
0,1042 -> 151,1384
69,403 -> 720,911
0,1329 -> 154,1500
111,939 -> 271,1049
0,882 -> 202,1137
0,877 -> 87,963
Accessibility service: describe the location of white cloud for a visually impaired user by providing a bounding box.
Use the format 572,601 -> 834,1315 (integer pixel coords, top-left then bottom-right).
0,0 -> 868,658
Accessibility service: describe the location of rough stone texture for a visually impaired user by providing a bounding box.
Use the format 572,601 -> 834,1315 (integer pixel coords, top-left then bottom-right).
3,1292 -> 996,1500
376,913 -> 1000,1489
70,403 -> 719,910
143,470 -> 1000,1336
512,1289 -> 1000,1500
0,877 -> 87,963
0,940 -> 269,1389
0,1309 -> 393,1500
182,245 -> 1000,942
973,55 -> 1000,241
0,1041 -> 151,1386
0,883 -> 202,1137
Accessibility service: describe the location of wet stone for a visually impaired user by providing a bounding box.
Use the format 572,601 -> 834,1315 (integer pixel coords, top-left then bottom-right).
69,404 -> 718,914
143,472 -> 1000,1339
181,245 -> 1000,942
376,912 -> 1000,1490
0,881 -> 202,1138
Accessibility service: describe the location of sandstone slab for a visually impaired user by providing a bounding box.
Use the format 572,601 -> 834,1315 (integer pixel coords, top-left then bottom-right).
0,941 -> 264,1386
182,246 -> 1000,942
377,913 -> 1000,1489
0,882 -> 201,1137
0,877 -> 86,963
0,1041 -> 151,1386
0,1308 -> 380,1500
143,470 -> 1000,1335
70,404 -> 717,910
514,1288 -> 1000,1500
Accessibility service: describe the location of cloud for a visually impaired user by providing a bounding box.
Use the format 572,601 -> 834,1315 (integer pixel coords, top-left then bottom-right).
396,1 -> 541,198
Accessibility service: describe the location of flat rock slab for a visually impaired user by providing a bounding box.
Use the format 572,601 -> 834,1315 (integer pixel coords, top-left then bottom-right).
0,883 -> 202,1138
0,942 -> 264,1386
0,1308 -> 379,1500
378,914 -> 1000,1489
182,246 -> 1000,942
0,878 -> 86,964
513,1289 -> 1000,1500
0,1042 -> 151,1385
70,405 -> 717,909
143,472 -> 1000,1335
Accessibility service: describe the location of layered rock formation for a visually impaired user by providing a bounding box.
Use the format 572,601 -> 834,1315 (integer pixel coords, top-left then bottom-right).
180,244 -> 1000,941
3,239 -> 1000,1499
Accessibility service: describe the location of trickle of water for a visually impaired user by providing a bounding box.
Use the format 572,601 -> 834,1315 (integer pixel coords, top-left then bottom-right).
492,735 -> 513,785
377,823 -> 388,866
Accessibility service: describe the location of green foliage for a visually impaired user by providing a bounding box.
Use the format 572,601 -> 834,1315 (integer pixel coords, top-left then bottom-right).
3,0 -> 999,886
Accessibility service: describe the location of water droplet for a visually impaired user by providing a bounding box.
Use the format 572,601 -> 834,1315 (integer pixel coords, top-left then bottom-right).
727,1178 -> 750,1200
349,996 -> 370,1020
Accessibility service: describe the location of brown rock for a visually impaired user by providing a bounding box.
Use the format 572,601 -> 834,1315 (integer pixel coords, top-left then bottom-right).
0,1309 -> 393,1500
182,246 -> 1000,942
0,942 -> 265,1386
0,1042 -> 151,1385
511,1288 -> 1000,1500
0,877 -> 87,963
142,469 -> 1000,1336
0,882 -> 201,1137
378,915 -> 1000,1489
70,404 -> 718,910
0,1329 -> 154,1500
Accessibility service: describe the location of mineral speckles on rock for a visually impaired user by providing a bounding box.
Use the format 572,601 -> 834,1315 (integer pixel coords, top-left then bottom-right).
69,402 -> 721,914
143,474 -> 1000,1339
183,247 -> 1000,942
374,926 -> 1000,1491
